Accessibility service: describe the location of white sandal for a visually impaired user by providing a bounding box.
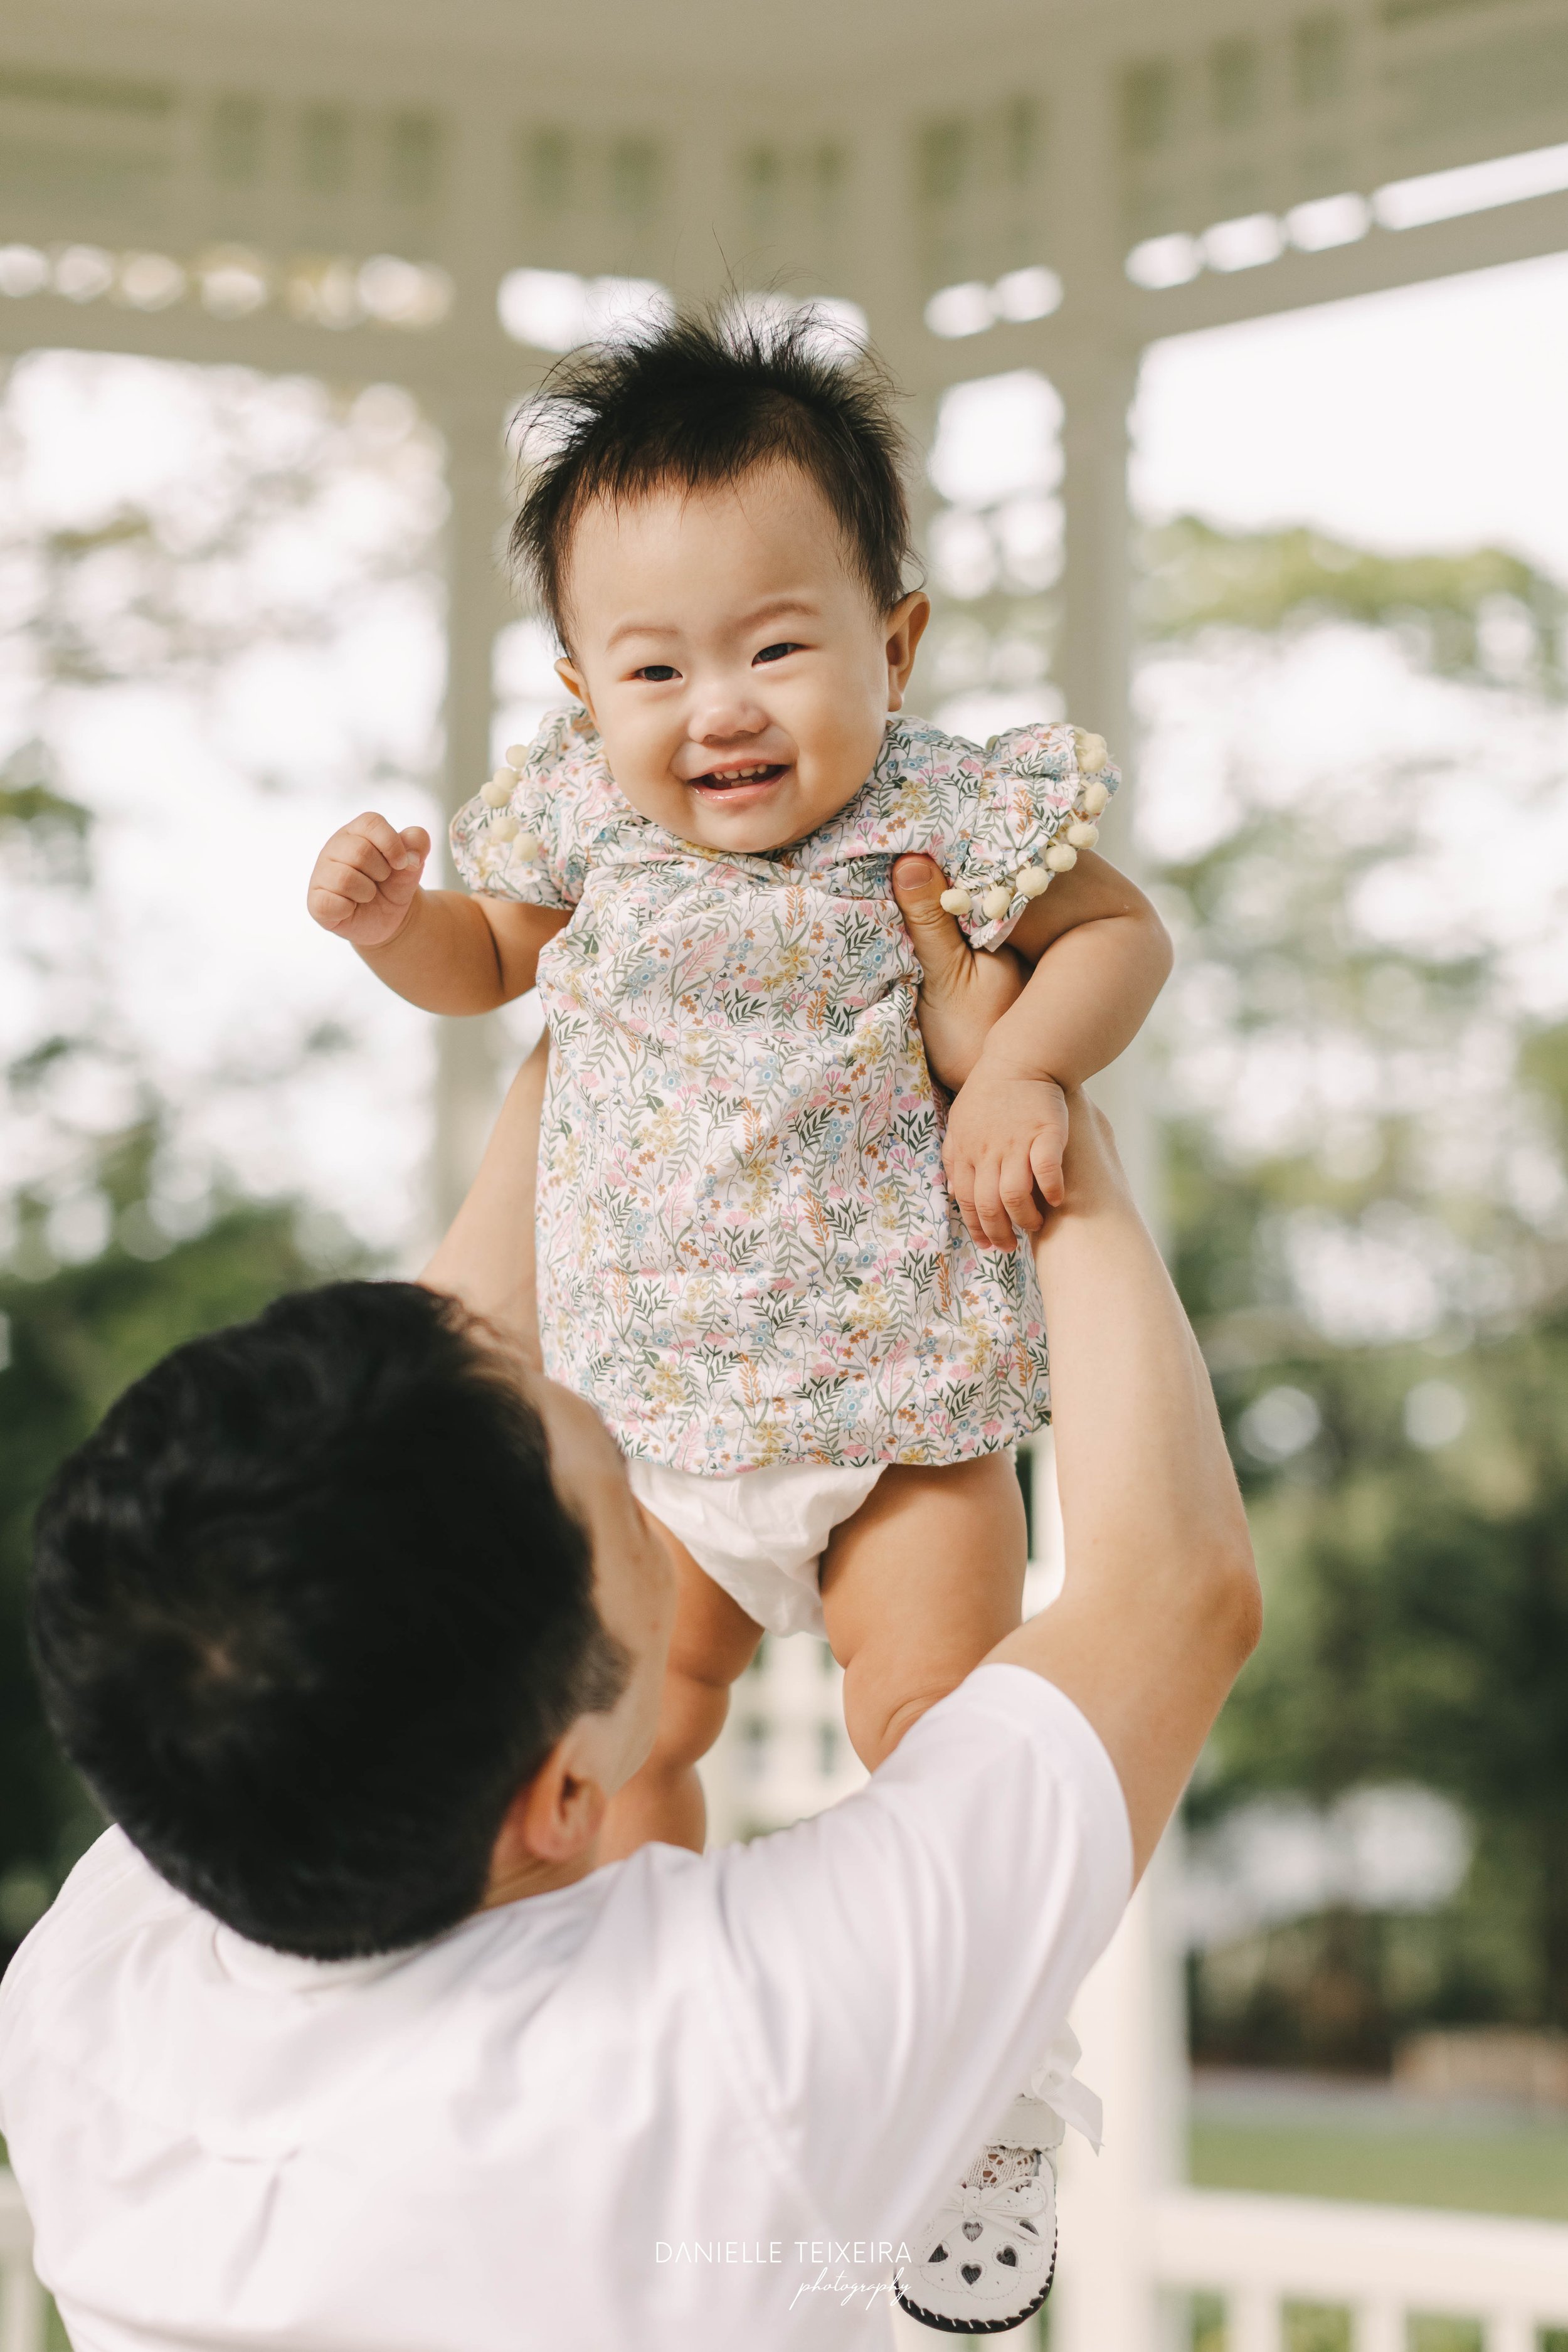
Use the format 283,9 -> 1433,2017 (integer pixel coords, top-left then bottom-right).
894,2139 -> 1057,2334
894,2028 -> 1099,2335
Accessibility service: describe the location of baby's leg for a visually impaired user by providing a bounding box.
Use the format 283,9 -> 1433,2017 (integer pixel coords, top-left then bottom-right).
598,1529 -> 763,1861
819,1454 -> 1027,1772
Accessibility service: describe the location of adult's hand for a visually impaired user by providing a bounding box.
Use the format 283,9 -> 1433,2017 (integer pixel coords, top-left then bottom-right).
890,854 -> 1025,1093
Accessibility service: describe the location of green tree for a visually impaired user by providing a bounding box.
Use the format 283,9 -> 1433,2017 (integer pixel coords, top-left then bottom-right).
0,352 -> 421,1944
0,767 -> 347,1952
1147,528 -> 1568,2055
0,1191 -> 325,1947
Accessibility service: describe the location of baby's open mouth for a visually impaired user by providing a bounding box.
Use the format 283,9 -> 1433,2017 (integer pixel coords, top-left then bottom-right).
691,765 -> 785,792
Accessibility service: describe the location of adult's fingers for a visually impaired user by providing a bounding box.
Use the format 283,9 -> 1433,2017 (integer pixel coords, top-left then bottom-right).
891,854 -> 973,999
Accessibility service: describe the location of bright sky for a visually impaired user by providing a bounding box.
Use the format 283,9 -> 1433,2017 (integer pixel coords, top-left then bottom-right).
1133,248 -> 1568,578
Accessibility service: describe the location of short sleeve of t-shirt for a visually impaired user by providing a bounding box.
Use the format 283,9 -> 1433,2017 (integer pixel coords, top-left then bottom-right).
901,719 -> 1121,953
448,709 -> 610,911
701,1663 -> 1132,2241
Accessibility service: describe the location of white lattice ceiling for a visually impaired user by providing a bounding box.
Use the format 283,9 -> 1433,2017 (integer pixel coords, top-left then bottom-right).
1,0 -> 1565,399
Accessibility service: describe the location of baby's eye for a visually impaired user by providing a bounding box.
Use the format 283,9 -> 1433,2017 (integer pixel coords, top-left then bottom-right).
753,642 -> 800,665
632,664 -> 679,682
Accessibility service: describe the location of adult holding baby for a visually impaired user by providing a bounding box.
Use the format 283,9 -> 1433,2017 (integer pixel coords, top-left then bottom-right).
0,310 -> 1257,2348
304,314 -> 1176,2311
308,314 -> 1172,1846
3,1037 -> 1256,2348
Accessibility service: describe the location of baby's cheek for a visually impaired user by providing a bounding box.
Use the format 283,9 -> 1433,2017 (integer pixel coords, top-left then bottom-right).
796,711 -> 891,829
593,722 -> 677,824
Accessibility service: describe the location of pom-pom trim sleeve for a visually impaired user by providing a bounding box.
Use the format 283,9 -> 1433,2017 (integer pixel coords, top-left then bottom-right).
448,707 -> 595,911
936,721 -> 1121,953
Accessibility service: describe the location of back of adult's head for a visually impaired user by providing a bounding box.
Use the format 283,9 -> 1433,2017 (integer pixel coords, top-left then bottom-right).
29,1281 -> 626,1959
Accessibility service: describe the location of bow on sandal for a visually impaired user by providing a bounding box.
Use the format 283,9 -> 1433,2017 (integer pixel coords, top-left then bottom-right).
895,2027 -> 1096,2334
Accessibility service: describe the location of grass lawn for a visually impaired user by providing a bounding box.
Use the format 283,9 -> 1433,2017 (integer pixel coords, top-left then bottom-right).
1191,2116 -> 1568,2222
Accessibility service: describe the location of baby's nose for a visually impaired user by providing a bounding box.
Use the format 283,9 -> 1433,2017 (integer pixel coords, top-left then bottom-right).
689,697 -> 768,743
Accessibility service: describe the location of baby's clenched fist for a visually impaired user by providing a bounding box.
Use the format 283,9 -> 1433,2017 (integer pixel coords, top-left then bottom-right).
307,814 -> 430,951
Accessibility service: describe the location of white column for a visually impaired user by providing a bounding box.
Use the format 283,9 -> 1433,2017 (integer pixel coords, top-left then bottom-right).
1231,2285 -> 1283,2352
428,393 -> 514,1236
1051,333 -> 1158,1209
1053,1837 -> 1187,2352
0,2195 -> 45,2352
1355,2299 -> 1407,2352
1046,324 -> 1187,2352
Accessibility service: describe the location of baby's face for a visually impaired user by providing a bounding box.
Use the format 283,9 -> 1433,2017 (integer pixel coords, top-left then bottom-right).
554,464 -> 928,854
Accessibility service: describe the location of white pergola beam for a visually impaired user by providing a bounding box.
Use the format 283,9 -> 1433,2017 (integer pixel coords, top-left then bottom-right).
9,169 -> 1568,413
890,184 -> 1568,395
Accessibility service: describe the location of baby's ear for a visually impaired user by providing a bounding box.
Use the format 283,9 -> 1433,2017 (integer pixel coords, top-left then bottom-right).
884,589 -> 931,709
554,655 -> 592,718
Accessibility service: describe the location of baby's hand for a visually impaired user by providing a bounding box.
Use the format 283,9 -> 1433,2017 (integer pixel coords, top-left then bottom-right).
942,1062 -> 1069,1251
307,814 -> 431,950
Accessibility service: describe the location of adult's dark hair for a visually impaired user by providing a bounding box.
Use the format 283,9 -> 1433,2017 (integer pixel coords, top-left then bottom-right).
512,305 -> 916,642
29,1281 -> 627,1959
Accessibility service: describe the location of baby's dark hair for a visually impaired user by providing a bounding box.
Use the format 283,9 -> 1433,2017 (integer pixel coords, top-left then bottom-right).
511,307 -> 916,644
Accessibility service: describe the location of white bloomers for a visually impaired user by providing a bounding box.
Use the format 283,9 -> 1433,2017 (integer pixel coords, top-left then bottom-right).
625,1458 -> 886,1636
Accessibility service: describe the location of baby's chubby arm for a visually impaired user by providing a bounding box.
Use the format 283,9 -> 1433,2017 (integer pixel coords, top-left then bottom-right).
306,812 -> 566,1010
933,849 -> 1172,1250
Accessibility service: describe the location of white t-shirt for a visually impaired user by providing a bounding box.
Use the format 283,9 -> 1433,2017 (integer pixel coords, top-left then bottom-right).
0,1666 -> 1130,2351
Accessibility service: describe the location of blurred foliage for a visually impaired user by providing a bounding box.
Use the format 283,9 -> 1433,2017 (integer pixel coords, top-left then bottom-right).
0,352 -> 443,701
0,751 -> 351,1964
0,354 -> 428,1959
1157,532 -> 1568,2063
1143,515 -> 1568,699
0,775 -> 89,834
1281,2309 -> 1353,2352
920,498 -> 1568,713
0,1199 -> 325,1946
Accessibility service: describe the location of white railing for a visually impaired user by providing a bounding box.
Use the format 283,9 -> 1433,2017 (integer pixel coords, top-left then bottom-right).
0,2174 -> 44,2352
1155,2186 -> 1568,2352
14,2162 -> 1568,2352
1051,1880 -> 1568,2352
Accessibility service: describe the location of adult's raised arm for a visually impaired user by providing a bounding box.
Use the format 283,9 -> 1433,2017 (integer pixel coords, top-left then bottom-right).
987,1094 -> 1260,1877
420,1029 -> 549,1364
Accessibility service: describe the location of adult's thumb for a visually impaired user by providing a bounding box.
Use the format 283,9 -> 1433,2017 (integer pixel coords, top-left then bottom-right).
891,854 -> 969,985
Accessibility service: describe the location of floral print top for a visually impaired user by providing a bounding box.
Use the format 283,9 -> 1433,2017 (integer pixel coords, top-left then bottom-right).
450,710 -> 1119,1476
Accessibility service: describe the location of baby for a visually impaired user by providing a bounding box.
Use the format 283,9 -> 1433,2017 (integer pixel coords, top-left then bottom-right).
308,312 -> 1170,2333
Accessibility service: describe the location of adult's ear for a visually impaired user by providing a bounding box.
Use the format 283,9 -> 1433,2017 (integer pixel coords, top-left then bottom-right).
482,1741 -> 607,1907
